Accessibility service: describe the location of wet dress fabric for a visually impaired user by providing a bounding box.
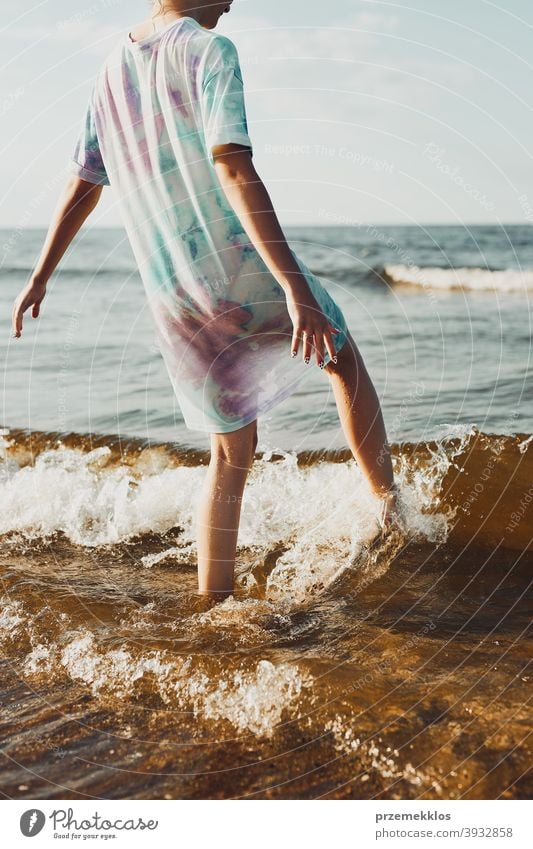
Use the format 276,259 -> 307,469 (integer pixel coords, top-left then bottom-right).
70,16 -> 348,432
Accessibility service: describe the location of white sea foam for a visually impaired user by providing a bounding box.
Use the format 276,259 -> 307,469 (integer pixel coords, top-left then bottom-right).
0,591 -> 311,739
0,599 -> 25,638
0,444 -> 204,546
385,264 -> 533,292
518,434 -> 533,454
0,433 -> 459,603
183,596 -> 294,647
23,643 -> 54,675
324,714 -> 441,792
242,450 -> 451,603
196,660 -> 313,737
0,441 -> 448,551
140,545 -> 194,568
15,623 -> 311,738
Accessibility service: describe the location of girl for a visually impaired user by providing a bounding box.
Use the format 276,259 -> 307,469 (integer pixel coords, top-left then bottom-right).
11,1 -> 399,601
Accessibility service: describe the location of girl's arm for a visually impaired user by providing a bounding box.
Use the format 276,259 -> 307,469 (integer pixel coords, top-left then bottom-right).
213,146 -> 340,367
11,176 -> 103,338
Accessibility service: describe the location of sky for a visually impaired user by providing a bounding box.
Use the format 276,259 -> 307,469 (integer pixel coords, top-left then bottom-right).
1,0 -> 532,227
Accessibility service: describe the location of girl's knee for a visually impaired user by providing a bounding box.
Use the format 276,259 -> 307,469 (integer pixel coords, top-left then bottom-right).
210,420 -> 258,470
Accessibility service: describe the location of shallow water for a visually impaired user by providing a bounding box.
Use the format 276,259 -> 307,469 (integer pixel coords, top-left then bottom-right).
0,426 -> 530,799
1,223 -> 531,798
1,224 -> 532,449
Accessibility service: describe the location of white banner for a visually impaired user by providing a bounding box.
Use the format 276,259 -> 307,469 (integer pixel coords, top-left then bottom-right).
2,799 -> 531,848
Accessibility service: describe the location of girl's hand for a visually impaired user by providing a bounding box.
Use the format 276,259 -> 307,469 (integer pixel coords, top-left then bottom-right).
11,278 -> 47,338
286,283 -> 341,367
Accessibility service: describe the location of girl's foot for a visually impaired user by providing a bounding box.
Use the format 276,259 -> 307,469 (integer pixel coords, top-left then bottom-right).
375,483 -> 401,532
359,484 -> 402,554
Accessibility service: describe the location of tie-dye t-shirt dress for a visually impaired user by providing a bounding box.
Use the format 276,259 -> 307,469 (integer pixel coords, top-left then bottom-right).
70,16 -> 348,433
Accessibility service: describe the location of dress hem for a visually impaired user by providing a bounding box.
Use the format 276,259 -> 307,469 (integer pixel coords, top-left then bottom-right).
182,329 -> 350,435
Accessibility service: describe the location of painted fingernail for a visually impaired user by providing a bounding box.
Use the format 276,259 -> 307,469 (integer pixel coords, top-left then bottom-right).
304,357 -> 310,364
332,356 -> 338,364
291,350 -> 297,358
319,361 -> 325,369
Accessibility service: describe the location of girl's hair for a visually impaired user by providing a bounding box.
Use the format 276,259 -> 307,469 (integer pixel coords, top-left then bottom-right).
149,2 -> 198,17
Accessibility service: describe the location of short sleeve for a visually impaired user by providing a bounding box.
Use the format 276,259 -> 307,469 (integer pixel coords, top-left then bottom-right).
69,84 -> 110,186
200,37 -> 253,166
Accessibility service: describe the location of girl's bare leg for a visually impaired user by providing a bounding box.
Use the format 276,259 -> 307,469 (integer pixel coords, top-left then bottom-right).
324,330 -> 399,525
196,419 -> 258,600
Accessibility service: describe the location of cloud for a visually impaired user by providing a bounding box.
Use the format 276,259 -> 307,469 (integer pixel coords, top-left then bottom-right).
7,20 -> 123,57
224,9 -> 455,128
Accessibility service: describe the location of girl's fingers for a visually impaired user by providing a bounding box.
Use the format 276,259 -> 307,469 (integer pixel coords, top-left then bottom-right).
303,331 -> 313,364
12,301 -> 20,336
324,329 -> 337,364
313,329 -> 325,367
15,304 -> 24,336
13,298 -> 28,336
291,316 -> 342,366
290,326 -> 301,358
